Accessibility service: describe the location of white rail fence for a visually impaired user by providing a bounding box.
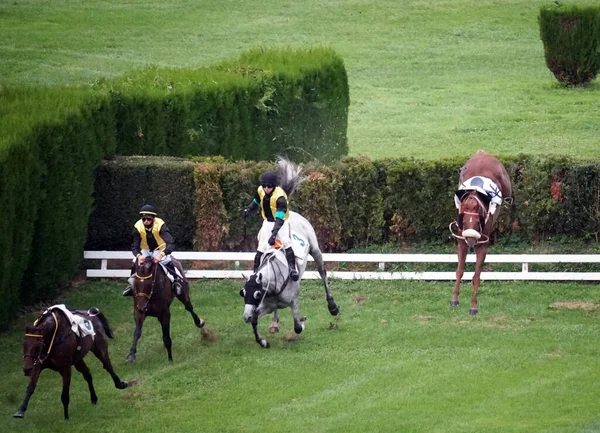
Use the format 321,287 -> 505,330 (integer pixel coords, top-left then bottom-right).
83,251 -> 600,281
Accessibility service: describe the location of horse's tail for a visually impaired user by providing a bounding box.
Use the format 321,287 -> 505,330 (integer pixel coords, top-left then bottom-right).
276,156 -> 304,198
88,307 -> 113,339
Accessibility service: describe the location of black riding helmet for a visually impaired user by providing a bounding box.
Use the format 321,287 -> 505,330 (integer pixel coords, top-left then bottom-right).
260,171 -> 278,187
139,204 -> 158,216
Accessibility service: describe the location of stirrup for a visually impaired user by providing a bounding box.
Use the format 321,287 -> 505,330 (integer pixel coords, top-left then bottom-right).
122,286 -> 133,297
173,281 -> 182,295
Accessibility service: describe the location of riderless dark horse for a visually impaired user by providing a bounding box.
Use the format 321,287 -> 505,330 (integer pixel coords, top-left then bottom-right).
14,306 -> 130,420
449,151 -> 512,314
126,255 -> 204,362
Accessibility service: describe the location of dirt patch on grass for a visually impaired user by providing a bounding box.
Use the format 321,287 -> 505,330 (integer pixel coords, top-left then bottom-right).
354,295 -> 367,305
200,327 -> 217,342
282,331 -> 303,343
549,302 -> 599,311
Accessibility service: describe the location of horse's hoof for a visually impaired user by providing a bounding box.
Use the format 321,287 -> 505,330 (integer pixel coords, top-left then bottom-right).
259,339 -> 270,348
125,354 -> 136,363
450,300 -> 459,307
91,397 -> 98,405
469,308 -> 478,315
13,410 -> 24,418
328,302 -> 340,316
269,326 -> 279,334
196,319 -> 205,329
119,381 -> 129,389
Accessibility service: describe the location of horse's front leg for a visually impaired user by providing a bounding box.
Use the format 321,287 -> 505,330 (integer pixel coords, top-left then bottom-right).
13,366 -> 42,418
311,247 -> 339,315
251,303 -> 275,349
451,241 -> 468,307
126,311 -> 145,362
59,367 -> 72,420
269,311 -> 280,334
291,297 -> 306,334
158,312 -> 173,362
74,360 -> 97,404
470,244 -> 489,315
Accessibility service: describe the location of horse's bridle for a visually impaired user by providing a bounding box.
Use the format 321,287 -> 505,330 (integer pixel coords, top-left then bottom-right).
450,192 -> 491,245
134,262 -> 157,309
24,311 -> 59,366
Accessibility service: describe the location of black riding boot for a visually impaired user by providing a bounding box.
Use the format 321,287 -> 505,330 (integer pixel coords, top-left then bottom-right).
285,247 -> 299,281
253,251 -> 263,273
166,262 -> 183,295
122,264 -> 136,296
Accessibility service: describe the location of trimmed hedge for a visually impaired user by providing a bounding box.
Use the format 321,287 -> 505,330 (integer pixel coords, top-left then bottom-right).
87,155 -> 600,253
106,47 -> 349,163
539,4 -> 600,86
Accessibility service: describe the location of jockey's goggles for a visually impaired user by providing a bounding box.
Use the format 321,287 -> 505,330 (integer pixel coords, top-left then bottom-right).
262,184 -> 274,189
141,216 -> 154,222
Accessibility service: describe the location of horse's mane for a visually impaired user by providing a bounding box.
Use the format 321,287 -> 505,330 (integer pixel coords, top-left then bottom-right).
276,157 -> 304,198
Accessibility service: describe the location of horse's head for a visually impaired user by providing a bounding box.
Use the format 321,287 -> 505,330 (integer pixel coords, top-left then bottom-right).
133,256 -> 156,313
458,192 -> 488,249
240,274 -> 266,323
22,314 -> 54,375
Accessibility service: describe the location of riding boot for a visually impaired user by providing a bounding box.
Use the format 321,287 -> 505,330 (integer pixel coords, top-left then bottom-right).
122,265 -> 136,296
285,247 -> 299,282
165,262 -> 183,295
253,251 -> 263,273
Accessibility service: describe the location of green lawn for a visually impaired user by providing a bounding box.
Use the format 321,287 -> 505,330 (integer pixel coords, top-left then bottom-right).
1,0 -> 599,159
1,279 -> 599,432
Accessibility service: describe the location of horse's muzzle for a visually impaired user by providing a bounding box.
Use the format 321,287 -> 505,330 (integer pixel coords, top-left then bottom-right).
243,304 -> 256,323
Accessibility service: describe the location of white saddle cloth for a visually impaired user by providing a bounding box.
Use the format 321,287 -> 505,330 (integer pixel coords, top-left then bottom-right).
42,304 -> 96,340
455,176 -> 503,215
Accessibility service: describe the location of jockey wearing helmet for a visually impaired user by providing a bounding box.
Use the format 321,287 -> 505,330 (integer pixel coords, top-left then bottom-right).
122,204 -> 184,296
243,171 -> 299,282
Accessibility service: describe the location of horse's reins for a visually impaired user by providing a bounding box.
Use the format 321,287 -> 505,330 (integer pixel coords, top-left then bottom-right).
25,311 -> 60,365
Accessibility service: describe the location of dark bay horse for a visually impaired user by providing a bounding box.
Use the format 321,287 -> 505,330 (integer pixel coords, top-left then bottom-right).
449,151 -> 512,315
14,307 -> 130,420
127,256 -> 204,362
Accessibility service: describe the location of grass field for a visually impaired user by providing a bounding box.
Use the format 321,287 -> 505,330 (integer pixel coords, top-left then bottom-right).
1,0 -> 599,159
1,279 -> 599,432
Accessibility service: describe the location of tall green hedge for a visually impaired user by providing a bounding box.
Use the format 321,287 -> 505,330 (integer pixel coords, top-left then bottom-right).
539,4 -> 600,86
107,47 -> 349,163
87,155 -> 600,253
0,86 -> 114,327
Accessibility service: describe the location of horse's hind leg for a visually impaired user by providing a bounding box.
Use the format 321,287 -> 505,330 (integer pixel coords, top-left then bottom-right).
92,338 -> 128,389
158,312 -> 173,362
291,298 -> 306,334
310,246 -> 339,315
13,367 -> 41,418
451,241 -> 468,307
59,367 -> 72,420
177,283 -> 204,328
74,360 -> 97,404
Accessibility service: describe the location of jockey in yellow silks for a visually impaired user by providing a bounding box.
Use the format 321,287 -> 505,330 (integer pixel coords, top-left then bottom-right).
243,171 -> 299,281
122,204 -> 184,296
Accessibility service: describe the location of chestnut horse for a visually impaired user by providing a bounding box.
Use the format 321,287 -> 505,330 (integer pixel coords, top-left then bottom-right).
14,307 -> 130,420
126,256 -> 204,362
449,151 -> 512,315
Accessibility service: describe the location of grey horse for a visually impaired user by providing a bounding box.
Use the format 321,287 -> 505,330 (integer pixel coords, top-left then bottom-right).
240,211 -> 339,348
